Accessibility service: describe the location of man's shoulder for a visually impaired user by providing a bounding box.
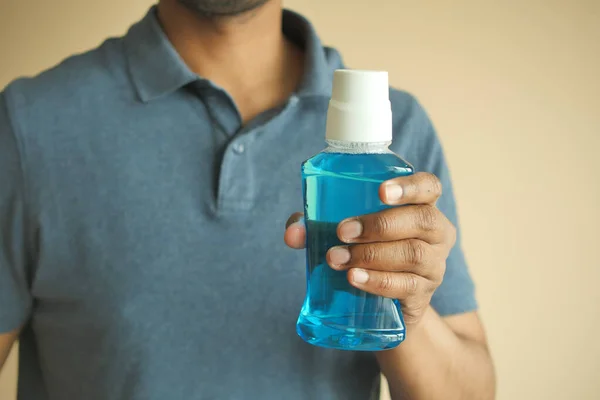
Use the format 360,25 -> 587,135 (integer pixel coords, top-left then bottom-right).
389,87 -> 417,114
388,88 -> 430,132
3,36 -> 130,124
388,87 -> 439,160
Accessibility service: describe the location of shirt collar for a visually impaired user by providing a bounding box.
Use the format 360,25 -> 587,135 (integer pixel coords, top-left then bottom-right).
124,7 -> 343,103
282,10 -> 343,98
124,7 -> 197,102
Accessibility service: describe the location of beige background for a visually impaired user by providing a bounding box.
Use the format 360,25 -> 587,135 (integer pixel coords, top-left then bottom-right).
1,0 -> 599,399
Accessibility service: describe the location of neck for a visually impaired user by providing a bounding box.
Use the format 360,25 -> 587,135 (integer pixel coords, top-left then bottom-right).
157,0 -> 304,123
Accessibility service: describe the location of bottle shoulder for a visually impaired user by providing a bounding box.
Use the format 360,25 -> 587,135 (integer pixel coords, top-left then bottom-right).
302,151 -> 414,179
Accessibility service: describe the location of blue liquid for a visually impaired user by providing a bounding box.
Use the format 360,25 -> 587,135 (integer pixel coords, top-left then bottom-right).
296,151 -> 414,351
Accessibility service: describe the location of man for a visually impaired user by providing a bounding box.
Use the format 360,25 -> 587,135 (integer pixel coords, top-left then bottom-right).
0,0 -> 495,399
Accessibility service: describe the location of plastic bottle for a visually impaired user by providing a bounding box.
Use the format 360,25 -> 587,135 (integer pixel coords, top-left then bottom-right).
296,70 -> 414,351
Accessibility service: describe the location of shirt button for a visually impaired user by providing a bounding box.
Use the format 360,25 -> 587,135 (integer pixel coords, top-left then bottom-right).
233,143 -> 245,154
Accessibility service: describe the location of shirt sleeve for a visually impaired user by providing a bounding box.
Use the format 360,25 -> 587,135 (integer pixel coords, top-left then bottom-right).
391,95 -> 478,316
0,89 -> 32,333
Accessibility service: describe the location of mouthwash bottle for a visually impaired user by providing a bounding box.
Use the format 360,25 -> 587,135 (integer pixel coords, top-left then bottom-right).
296,70 -> 414,351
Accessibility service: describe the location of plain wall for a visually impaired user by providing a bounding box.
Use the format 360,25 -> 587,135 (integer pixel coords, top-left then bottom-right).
1,1 -> 599,399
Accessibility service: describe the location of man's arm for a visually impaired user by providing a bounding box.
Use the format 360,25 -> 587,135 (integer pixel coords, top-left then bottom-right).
284,171 -> 496,399
0,329 -> 19,370
0,90 -> 32,362
377,308 -> 495,400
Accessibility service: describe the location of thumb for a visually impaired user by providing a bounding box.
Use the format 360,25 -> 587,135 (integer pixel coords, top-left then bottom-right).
284,213 -> 306,249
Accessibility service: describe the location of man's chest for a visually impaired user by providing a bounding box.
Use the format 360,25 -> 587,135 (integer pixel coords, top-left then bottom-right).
25,109 -> 324,338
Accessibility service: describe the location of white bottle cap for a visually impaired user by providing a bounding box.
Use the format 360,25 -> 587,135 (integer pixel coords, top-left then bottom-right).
325,69 -> 392,143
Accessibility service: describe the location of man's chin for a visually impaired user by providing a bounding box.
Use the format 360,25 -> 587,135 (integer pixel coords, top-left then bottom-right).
176,0 -> 271,17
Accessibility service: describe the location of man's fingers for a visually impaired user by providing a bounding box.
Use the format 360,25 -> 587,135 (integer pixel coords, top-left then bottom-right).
347,268 -> 433,302
326,240 -> 441,279
380,172 -> 442,206
286,212 -> 304,229
338,205 -> 453,244
284,213 -> 306,249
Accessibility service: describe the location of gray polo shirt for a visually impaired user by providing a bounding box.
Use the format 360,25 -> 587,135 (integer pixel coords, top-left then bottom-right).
0,8 -> 477,400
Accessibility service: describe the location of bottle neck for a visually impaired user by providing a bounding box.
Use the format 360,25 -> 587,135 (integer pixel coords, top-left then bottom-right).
325,139 -> 392,154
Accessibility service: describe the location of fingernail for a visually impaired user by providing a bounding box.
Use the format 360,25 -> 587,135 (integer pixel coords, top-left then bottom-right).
385,184 -> 403,202
329,247 -> 351,265
339,220 -> 363,241
293,216 -> 305,228
352,269 -> 369,284
286,214 -> 304,229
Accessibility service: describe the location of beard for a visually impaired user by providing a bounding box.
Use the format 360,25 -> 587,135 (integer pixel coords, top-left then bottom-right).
176,0 -> 271,17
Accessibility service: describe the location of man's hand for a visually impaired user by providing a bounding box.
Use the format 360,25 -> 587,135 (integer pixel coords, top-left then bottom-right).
284,172 -> 455,326
286,172 -> 496,399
